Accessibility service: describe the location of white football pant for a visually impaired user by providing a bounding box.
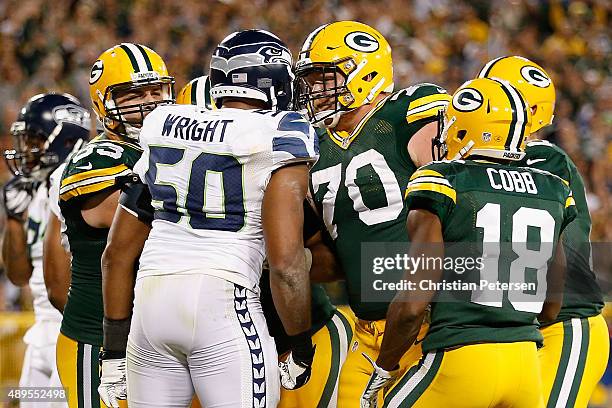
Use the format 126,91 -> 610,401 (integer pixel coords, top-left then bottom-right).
19,320 -> 66,408
127,274 -> 279,407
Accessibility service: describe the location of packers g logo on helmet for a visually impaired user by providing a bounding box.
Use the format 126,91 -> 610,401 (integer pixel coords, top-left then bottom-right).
89,60 -> 104,84
477,55 -> 554,133
520,66 -> 551,88
295,21 -> 393,128
344,32 -> 379,52
433,78 -> 532,162
452,88 -> 484,112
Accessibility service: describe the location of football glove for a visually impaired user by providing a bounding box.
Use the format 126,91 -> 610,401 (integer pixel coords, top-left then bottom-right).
279,332 -> 315,390
2,177 -> 33,221
360,353 -> 398,408
98,350 -> 127,408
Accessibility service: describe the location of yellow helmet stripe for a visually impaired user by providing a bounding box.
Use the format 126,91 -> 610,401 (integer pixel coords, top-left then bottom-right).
477,56 -> 509,78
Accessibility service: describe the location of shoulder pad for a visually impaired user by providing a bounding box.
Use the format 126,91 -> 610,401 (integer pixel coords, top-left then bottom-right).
390,83 -> 451,124
277,111 -> 311,135
407,162 -> 456,203
60,139 -> 141,202
118,177 -> 154,225
271,112 -> 318,164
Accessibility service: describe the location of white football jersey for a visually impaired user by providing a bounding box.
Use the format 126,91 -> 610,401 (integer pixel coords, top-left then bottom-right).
48,164 -> 70,252
27,182 -> 62,322
133,105 -> 319,289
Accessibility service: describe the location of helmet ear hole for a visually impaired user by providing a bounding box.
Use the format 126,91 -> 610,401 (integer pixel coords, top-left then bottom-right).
457,130 -> 467,141
362,72 -> 377,82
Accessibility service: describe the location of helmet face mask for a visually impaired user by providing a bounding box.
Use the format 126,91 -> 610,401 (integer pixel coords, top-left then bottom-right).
294,63 -> 353,128
104,80 -> 174,130
4,93 -> 90,181
431,109 -> 449,161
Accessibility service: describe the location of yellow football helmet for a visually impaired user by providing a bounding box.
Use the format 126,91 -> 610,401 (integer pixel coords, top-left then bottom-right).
176,75 -> 214,109
433,78 -> 532,162
477,55 -> 554,133
294,21 -> 394,128
89,43 -> 175,139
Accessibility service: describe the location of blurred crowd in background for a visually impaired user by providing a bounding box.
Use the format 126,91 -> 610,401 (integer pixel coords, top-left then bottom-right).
0,0 -> 609,312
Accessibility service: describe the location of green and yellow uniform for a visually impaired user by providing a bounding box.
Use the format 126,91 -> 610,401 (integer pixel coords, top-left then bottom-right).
384,159 -> 576,408
261,276 -> 354,408
57,135 -> 140,408
309,84 -> 450,405
260,201 -> 354,408
520,140 -> 608,408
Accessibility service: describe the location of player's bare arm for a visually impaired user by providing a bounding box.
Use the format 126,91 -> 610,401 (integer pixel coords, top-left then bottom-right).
307,231 -> 344,283
263,163 -> 312,336
81,189 -> 120,229
539,237 -> 566,323
43,212 -> 71,312
2,216 -> 32,286
407,121 -> 439,167
376,209 -> 444,371
102,205 -> 150,322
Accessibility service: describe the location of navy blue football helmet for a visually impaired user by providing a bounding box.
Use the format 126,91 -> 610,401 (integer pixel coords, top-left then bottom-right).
5,93 -> 90,181
209,29 -> 294,111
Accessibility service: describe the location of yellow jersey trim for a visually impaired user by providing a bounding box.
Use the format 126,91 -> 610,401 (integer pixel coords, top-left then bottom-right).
405,183 -> 457,203
61,164 -> 129,189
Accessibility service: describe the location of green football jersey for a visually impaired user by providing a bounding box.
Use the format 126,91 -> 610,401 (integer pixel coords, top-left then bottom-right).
310,84 -> 451,320
519,140 -> 604,323
405,160 -> 577,352
59,135 -> 142,345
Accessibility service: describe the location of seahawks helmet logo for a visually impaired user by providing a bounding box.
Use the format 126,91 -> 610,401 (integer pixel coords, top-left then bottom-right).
89,60 -> 104,84
52,105 -> 90,126
260,46 -> 291,65
520,66 -> 551,88
344,32 -> 379,53
452,88 -> 484,112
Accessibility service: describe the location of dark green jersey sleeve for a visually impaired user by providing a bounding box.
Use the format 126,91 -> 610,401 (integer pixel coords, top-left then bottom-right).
404,162 -> 456,225
60,136 -> 142,203
383,83 -> 451,169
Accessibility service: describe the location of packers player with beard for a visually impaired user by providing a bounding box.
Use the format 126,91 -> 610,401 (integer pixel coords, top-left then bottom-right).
478,56 -> 608,408
57,43 -> 174,408
363,78 -> 575,408
294,21 -> 451,406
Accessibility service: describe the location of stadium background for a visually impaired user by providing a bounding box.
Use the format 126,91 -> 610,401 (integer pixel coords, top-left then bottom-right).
0,0 -> 609,406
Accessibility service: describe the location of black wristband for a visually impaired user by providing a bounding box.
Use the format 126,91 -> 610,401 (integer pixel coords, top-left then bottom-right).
288,331 -> 314,362
103,317 -> 131,352
99,349 -> 126,361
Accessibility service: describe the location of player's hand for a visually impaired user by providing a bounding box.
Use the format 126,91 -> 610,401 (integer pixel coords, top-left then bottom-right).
279,332 -> 315,390
360,353 -> 398,408
2,177 -> 33,221
98,350 -> 127,408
